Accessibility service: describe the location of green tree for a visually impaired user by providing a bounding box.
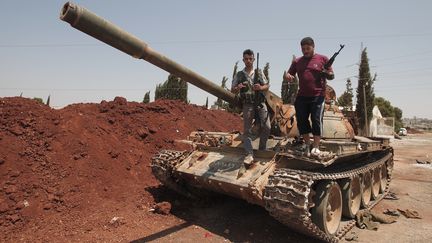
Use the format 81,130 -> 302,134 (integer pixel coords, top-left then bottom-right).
155,74 -> 188,102
232,61 -> 239,80
214,62 -> 241,113
337,79 -> 353,110
263,62 -> 270,82
374,97 -> 404,132
355,48 -> 376,135
33,97 -> 43,104
281,55 -> 298,104
143,91 -> 150,103
374,97 -> 393,117
215,76 -> 228,108
394,107 -> 403,132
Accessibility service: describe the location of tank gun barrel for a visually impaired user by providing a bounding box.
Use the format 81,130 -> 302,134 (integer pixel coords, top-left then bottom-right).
60,2 -> 237,105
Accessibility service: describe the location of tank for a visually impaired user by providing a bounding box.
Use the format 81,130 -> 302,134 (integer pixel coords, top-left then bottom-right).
60,2 -> 394,242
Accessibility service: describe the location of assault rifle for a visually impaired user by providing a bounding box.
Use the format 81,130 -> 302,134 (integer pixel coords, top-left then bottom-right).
320,44 -> 344,80
324,44 -> 345,70
253,53 -> 266,106
253,52 -> 260,84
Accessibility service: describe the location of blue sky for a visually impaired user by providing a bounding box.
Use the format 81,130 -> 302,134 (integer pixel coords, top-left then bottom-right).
1,0 -> 431,118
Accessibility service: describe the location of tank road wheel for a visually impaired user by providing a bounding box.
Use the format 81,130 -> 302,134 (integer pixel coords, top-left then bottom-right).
371,168 -> 381,199
312,181 -> 342,235
339,176 -> 361,219
380,164 -> 388,193
361,171 -> 372,208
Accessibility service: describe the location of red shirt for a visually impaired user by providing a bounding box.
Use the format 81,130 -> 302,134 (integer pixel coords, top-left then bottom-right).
288,53 -> 332,97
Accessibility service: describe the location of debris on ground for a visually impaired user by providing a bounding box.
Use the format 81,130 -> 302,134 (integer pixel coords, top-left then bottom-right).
397,209 -> 422,219
371,211 -> 398,224
109,216 -> 125,227
356,211 -> 380,230
356,210 -> 398,230
152,201 -> 172,215
416,159 -> 431,164
383,209 -> 401,217
384,191 -> 399,200
345,231 -> 359,241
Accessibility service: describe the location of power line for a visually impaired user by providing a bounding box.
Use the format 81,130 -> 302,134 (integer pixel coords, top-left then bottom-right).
379,67 -> 432,74
334,67 -> 432,82
373,50 -> 432,62
340,50 -> 432,68
1,32 -> 432,48
372,56 -> 432,68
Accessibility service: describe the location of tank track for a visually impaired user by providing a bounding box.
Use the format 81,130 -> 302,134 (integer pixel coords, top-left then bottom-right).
151,149 -> 394,242
264,150 -> 393,243
151,150 -> 193,197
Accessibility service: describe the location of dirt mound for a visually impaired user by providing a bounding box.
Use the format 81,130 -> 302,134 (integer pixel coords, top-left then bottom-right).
0,97 -> 242,242
406,127 -> 424,134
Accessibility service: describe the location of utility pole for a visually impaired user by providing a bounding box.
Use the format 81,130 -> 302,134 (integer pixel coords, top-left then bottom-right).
362,83 -> 369,137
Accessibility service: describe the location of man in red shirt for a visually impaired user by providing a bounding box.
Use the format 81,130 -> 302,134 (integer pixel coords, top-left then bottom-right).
284,37 -> 334,156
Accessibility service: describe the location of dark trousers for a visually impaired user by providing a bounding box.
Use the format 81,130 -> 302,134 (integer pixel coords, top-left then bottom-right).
294,96 -> 325,136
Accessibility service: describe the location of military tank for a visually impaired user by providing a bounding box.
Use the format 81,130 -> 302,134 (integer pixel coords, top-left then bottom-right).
60,2 -> 394,242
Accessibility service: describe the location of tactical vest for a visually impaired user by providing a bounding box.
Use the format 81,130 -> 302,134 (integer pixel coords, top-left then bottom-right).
235,71 -> 265,104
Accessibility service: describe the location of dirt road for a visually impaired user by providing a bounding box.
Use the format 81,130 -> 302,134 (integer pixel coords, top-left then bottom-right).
345,133 -> 432,243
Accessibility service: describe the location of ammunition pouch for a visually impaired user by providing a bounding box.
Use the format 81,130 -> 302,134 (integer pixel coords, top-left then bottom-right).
240,92 -> 255,104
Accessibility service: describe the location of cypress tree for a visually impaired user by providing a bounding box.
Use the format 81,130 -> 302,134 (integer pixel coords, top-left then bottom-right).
263,62 -> 270,82
143,91 -> 150,103
282,55 -> 298,104
281,71 -> 289,104
232,61 -> 239,80
215,76 -> 228,108
356,48 -> 376,135
154,74 -> 188,102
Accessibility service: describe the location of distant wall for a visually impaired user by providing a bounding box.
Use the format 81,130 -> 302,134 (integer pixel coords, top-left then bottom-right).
377,117 -> 394,136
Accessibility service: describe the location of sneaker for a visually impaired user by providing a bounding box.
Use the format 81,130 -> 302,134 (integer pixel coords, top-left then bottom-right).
311,147 -> 321,156
243,154 -> 254,165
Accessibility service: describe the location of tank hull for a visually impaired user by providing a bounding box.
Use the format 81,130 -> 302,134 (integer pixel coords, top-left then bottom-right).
151,132 -> 393,242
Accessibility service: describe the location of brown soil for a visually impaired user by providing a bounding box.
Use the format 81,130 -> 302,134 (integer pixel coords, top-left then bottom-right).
0,97 -> 242,242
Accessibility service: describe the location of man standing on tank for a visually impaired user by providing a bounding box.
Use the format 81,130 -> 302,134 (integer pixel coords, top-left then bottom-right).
231,49 -> 271,166
284,37 -> 334,156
